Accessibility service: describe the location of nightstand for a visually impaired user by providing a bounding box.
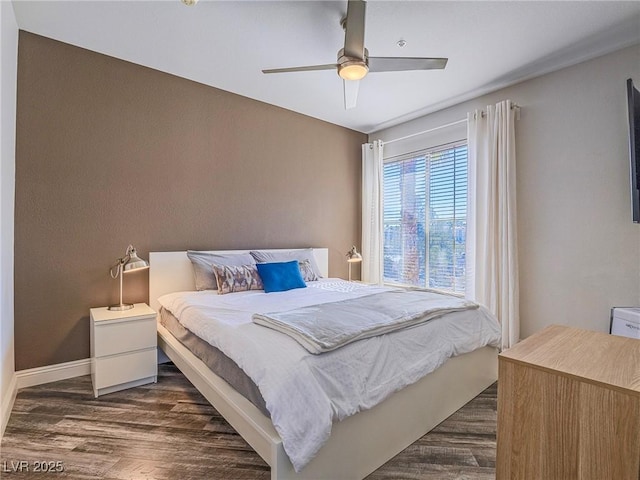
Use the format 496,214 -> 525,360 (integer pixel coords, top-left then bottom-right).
90,303 -> 158,397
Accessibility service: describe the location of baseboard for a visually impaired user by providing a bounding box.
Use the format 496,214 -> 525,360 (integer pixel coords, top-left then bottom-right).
16,358 -> 91,389
1,372 -> 17,439
15,351 -> 169,391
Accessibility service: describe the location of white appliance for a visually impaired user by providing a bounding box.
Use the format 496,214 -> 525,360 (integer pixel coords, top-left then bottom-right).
610,307 -> 640,339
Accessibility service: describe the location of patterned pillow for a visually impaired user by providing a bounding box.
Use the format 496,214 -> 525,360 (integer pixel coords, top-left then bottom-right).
211,263 -> 263,295
187,251 -> 256,290
298,259 -> 318,282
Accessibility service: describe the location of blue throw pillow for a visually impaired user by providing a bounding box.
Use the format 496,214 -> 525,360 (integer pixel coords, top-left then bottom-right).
256,260 -> 307,293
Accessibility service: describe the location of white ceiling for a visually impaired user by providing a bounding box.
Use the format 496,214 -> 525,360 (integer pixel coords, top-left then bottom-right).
11,0 -> 640,133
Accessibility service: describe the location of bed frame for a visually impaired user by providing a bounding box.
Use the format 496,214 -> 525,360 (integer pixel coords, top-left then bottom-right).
149,249 -> 498,480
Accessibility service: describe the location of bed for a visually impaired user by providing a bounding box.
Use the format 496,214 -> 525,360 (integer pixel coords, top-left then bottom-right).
149,248 -> 499,480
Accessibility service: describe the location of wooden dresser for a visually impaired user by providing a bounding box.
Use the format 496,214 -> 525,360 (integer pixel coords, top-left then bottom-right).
496,324 -> 640,480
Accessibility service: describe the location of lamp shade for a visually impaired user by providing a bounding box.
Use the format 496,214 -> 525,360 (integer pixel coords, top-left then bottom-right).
346,245 -> 362,263
123,247 -> 149,272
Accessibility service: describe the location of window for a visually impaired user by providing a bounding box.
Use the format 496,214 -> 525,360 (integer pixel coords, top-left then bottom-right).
383,142 -> 467,294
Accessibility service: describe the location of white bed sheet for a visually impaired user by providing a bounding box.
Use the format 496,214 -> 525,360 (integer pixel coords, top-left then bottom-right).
158,279 -> 501,472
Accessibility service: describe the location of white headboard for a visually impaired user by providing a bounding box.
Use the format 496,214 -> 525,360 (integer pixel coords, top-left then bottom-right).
149,248 -> 329,312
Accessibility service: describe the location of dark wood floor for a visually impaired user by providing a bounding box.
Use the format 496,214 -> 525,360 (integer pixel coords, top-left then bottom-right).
1,364 -> 497,479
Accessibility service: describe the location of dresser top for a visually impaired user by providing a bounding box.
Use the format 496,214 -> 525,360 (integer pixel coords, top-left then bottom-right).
500,324 -> 640,395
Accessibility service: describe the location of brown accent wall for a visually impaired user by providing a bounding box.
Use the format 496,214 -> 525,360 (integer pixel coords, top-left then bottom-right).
15,32 -> 366,370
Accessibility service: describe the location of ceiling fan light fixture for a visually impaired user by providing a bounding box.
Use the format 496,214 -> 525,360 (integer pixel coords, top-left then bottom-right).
260,0 -> 447,108
338,61 -> 369,81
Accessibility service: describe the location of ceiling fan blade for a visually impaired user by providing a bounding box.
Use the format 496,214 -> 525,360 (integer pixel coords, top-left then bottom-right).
343,79 -> 359,110
262,64 -> 338,74
344,0 -> 366,59
368,57 -> 448,72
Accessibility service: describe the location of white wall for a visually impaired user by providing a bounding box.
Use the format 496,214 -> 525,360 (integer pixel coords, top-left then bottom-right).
1,0 -> 18,436
372,44 -> 640,338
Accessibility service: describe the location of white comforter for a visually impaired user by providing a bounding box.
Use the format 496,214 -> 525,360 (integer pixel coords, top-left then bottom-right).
158,279 -> 501,472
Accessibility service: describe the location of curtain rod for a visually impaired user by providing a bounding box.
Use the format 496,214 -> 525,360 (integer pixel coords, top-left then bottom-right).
383,118 -> 467,146
383,103 -> 520,146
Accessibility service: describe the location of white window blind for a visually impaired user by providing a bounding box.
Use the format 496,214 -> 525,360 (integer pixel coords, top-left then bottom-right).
383,142 -> 468,294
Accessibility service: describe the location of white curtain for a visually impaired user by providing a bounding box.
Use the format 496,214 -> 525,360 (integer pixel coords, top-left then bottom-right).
467,100 -> 519,349
361,140 -> 384,284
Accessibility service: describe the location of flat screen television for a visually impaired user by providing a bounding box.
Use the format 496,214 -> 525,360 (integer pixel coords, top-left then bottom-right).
628,78 -> 640,223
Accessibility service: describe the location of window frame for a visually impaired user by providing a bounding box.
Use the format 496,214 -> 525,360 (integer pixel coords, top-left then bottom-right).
382,139 -> 468,295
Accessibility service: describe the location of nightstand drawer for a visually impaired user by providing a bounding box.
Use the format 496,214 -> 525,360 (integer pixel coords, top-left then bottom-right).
94,317 -> 156,357
94,348 -> 157,389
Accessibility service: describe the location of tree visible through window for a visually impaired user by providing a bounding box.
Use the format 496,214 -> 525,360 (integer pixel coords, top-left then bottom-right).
383,142 -> 467,294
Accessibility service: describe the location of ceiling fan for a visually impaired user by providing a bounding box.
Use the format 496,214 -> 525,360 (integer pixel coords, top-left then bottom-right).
262,0 -> 448,109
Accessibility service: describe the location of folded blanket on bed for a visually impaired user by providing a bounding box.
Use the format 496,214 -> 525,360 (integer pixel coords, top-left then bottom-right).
252,289 -> 478,354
